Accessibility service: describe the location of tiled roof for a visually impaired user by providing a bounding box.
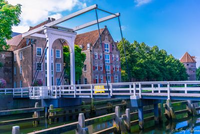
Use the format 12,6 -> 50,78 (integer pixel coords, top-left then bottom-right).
6,34 -> 23,46
75,28 -> 105,50
180,52 -> 196,63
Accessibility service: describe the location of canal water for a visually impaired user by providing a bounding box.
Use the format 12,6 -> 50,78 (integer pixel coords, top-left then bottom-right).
0,104 -> 200,133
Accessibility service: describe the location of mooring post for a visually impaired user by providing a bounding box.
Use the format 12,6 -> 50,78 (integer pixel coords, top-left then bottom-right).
12,126 -> 20,134
138,106 -> 144,130
76,113 -> 88,134
154,103 -> 159,124
165,99 -> 176,120
125,108 -> 130,132
48,104 -> 54,124
187,100 -> 196,116
33,102 -> 40,126
113,106 -> 121,133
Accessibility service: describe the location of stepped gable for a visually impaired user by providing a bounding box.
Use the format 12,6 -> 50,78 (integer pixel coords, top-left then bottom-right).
75,28 -> 105,50
180,52 -> 196,63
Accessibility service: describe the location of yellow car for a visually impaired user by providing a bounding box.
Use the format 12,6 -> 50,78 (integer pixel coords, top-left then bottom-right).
94,85 -> 105,93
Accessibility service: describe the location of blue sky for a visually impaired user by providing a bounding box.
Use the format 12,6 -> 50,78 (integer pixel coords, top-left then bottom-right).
9,0 -> 200,67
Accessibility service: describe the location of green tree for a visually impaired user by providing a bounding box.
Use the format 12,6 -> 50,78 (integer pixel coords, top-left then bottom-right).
63,45 -> 86,83
0,0 -> 21,50
117,39 -> 187,81
197,67 -> 200,80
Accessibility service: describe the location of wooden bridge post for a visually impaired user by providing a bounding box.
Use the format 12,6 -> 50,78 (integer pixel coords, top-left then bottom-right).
12,126 -> 20,134
124,108 -> 131,132
48,104 -> 54,124
154,103 -> 159,124
33,102 -> 40,127
76,113 -> 88,134
138,106 -> 144,130
165,99 -> 176,120
187,100 -> 197,116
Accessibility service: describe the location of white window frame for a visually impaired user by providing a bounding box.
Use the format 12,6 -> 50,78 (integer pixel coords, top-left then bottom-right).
105,65 -> 110,74
105,54 -> 110,63
104,43 -> 109,53
56,63 -> 61,72
36,63 -> 42,71
36,47 -> 42,56
100,53 -> 103,60
19,51 -> 23,60
112,54 -> 115,61
113,65 -> 115,71
100,75 -> 103,83
114,75 -> 118,83
95,75 -> 99,83
84,64 -> 87,72
94,52 -> 98,59
14,67 -> 16,75
95,64 -> 98,71
116,55 -> 119,61
55,49 -> 61,58
20,65 -> 22,74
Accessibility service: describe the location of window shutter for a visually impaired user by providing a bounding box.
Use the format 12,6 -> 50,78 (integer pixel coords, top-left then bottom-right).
111,65 -> 113,74
93,66 -> 95,70
111,76 -> 114,83
103,76 -> 106,83
93,79 -> 96,83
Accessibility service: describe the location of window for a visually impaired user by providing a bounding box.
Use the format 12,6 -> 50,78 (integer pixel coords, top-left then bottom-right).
20,81 -> 22,88
20,51 -> 23,60
14,67 -> 16,75
14,81 -> 17,88
56,63 -> 61,72
100,75 -> 103,83
95,75 -> 99,83
116,55 -> 119,61
51,63 -> 54,75
104,44 -> 109,53
14,54 -> 16,61
36,47 -> 42,56
117,66 -> 119,71
100,53 -> 102,60
112,54 -> 115,61
113,65 -> 115,71
51,49 -> 54,57
100,65 -> 103,71
107,76 -> 111,83
105,54 -> 110,63
20,65 -> 22,74
95,64 -> 98,71
105,65 -> 110,74
114,75 -> 118,83
94,53 -> 98,59
84,64 -> 87,71
56,78 -> 61,85
84,78 -> 87,84
36,63 -> 42,71
56,49 -> 61,58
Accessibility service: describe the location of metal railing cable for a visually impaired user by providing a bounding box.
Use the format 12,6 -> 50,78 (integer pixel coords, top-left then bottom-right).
95,8 -> 110,94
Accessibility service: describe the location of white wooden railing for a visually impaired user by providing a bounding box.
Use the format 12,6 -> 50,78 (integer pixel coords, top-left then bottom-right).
0,81 -> 200,100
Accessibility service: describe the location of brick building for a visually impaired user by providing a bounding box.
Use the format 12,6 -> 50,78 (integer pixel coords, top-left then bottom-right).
2,19 -> 121,88
75,26 -> 121,84
180,52 -> 197,80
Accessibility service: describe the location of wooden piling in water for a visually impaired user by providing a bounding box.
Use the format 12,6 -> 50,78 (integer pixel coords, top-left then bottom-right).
12,126 -> 20,134
33,102 -> 40,127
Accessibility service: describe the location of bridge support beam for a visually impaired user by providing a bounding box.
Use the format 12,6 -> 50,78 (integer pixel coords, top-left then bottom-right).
165,99 -> 176,120
138,106 -> 144,130
187,100 -> 196,116
154,103 -> 159,124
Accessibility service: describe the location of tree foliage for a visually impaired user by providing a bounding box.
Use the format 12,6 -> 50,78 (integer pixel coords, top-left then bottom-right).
0,0 -> 21,51
197,67 -> 200,80
63,45 -> 86,83
117,39 -> 188,81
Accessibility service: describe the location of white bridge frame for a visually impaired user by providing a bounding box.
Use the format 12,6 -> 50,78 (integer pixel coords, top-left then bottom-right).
1,81 -> 200,100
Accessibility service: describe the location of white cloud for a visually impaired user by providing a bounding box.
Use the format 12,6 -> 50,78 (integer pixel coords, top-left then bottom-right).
121,25 -> 126,31
134,0 -> 152,7
7,0 -> 87,33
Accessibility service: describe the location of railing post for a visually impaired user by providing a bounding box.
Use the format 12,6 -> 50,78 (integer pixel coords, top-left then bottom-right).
13,88 -> 15,97
91,85 -> 93,98
21,88 -> 23,98
185,84 -> 187,94
167,82 -> 170,100
59,86 -> 61,97
110,83 -> 113,97
33,87 -> 35,98
5,89 -> 7,95
76,113 -> 88,134
55,86 -> 57,98
139,83 -> 142,98
74,85 -> 76,98
125,108 -> 130,132
12,126 -> 20,134
151,84 -> 154,93
133,83 -> 136,96
158,84 -> 160,93
129,84 -> 132,94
